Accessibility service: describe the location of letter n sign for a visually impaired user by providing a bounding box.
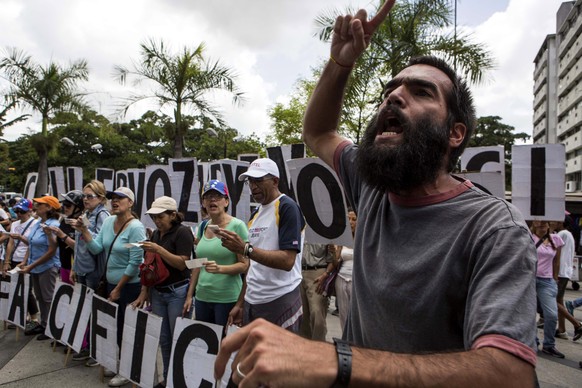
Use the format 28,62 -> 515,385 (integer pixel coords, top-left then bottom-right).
511,144 -> 565,221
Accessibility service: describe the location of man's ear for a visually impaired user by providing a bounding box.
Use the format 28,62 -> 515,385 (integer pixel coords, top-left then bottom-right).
449,123 -> 467,149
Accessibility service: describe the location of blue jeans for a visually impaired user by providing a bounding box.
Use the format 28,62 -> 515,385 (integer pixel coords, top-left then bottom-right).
107,282 -> 142,347
195,299 -> 235,327
77,271 -> 101,290
151,283 -> 190,381
572,297 -> 582,309
536,277 -> 558,348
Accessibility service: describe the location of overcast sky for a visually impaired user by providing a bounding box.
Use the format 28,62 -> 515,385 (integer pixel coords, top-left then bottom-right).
0,0 -> 566,143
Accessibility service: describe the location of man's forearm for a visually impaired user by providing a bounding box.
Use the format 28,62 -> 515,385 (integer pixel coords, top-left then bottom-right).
249,248 -> 295,271
302,61 -> 352,165
350,346 -> 534,388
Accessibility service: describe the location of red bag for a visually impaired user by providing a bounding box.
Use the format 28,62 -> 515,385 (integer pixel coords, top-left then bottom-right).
139,251 -> 170,287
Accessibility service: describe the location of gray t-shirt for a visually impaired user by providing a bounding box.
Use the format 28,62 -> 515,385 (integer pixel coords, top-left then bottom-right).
335,142 -> 537,365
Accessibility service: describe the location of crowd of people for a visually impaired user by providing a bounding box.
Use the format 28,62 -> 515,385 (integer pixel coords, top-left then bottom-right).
2,2 -> 582,387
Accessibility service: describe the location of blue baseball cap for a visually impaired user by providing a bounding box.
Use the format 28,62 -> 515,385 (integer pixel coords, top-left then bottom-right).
202,180 -> 229,197
14,198 -> 33,212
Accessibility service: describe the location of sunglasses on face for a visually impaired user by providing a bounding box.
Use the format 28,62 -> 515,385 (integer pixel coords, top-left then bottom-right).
244,176 -> 271,185
83,194 -> 99,199
15,210 -> 27,214
203,193 -> 226,201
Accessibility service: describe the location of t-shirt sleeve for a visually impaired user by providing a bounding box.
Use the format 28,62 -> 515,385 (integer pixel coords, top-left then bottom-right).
552,234 -> 565,248
277,197 -> 304,252
335,141 -> 361,211
233,218 -> 249,242
124,221 -> 147,278
174,226 -> 194,257
465,225 -> 537,366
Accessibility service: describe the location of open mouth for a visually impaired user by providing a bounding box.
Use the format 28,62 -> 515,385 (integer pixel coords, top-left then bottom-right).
379,111 -> 404,136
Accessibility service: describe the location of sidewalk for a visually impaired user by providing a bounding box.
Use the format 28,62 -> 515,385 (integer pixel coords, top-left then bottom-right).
1,293 -> 582,387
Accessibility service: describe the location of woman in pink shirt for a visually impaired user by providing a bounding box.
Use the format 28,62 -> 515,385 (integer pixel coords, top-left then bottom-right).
532,220 -> 564,358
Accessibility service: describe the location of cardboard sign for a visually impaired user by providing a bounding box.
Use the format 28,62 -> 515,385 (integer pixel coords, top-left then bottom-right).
6,272 -> 29,329
512,144 -> 565,221
119,307 -> 162,387
91,295 -> 119,373
459,146 -> 505,198
47,282 -> 94,351
287,158 -> 353,247
167,318 -> 223,388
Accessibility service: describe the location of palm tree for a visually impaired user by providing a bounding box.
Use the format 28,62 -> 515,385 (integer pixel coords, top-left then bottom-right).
0,48 -> 89,196
0,101 -> 30,136
314,0 -> 494,142
114,38 -> 244,158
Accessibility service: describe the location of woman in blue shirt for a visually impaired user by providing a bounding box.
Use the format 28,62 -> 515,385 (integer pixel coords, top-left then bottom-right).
76,187 -> 146,387
21,196 -> 61,341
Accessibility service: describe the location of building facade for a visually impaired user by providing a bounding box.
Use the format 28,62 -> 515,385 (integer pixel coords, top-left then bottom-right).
534,0 -> 582,192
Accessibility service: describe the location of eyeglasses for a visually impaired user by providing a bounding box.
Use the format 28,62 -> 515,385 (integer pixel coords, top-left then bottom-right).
15,210 -> 27,214
83,194 -> 99,199
244,176 -> 272,185
203,193 -> 226,201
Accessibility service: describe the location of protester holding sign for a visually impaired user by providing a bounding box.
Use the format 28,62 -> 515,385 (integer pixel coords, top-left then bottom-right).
217,159 -> 305,332
334,209 -> 357,332
3,199 -> 40,333
216,1 -> 537,386
76,187 -> 146,387
45,190 -> 85,284
131,195 -> 193,388
183,180 -> 248,327
69,180 -> 110,364
20,196 -> 61,341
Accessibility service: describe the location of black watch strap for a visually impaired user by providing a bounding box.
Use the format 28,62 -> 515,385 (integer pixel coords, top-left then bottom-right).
332,337 -> 352,387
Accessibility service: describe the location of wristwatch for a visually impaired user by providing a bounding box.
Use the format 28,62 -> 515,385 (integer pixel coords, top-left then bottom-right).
247,244 -> 254,258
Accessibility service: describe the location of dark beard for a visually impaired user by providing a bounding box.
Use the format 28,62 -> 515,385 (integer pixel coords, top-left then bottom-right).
356,107 -> 450,193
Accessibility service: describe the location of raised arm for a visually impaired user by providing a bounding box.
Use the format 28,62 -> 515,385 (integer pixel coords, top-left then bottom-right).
302,0 -> 395,167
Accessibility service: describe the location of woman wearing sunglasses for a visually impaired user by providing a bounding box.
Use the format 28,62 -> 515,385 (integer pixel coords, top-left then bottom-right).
75,187 -> 146,387
183,180 -> 249,327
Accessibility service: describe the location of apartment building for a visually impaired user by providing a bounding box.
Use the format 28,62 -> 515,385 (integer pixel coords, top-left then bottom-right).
533,0 -> 582,192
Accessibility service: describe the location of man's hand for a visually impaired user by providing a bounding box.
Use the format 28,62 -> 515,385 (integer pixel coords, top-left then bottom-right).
314,272 -> 328,294
214,319 -> 336,387
215,229 -> 246,256
227,303 -> 243,327
69,270 -> 77,284
330,0 -> 395,68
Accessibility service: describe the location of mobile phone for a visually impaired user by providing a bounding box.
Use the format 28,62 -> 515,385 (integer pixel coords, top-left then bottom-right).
208,225 -> 220,233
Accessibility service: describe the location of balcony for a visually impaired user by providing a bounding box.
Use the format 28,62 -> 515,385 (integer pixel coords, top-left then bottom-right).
559,34 -> 582,78
558,55 -> 582,98
533,106 -> 547,126
566,154 -> 582,175
533,87 -> 548,110
534,71 -> 548,94
564,132 -> 582,154
558,11 -> 582,58
534,50 -> 548,78
557,84 -> 582,117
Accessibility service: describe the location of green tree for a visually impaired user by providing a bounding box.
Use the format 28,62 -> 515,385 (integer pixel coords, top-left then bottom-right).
313,0 -> 494,141
0,48 -> 89,196
114,39 -> 244,159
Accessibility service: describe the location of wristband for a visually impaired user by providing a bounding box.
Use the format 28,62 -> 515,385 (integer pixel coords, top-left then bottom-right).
332,338 -> 352,387
330,55 -> 352,69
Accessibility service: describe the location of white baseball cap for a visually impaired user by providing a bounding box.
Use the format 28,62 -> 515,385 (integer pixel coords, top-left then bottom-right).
238,158 -> 280,181
106,187 -> 135,202
146,196 -> 177,214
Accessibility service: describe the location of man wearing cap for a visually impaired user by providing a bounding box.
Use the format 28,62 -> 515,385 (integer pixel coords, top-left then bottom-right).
218,158 -> 305,332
